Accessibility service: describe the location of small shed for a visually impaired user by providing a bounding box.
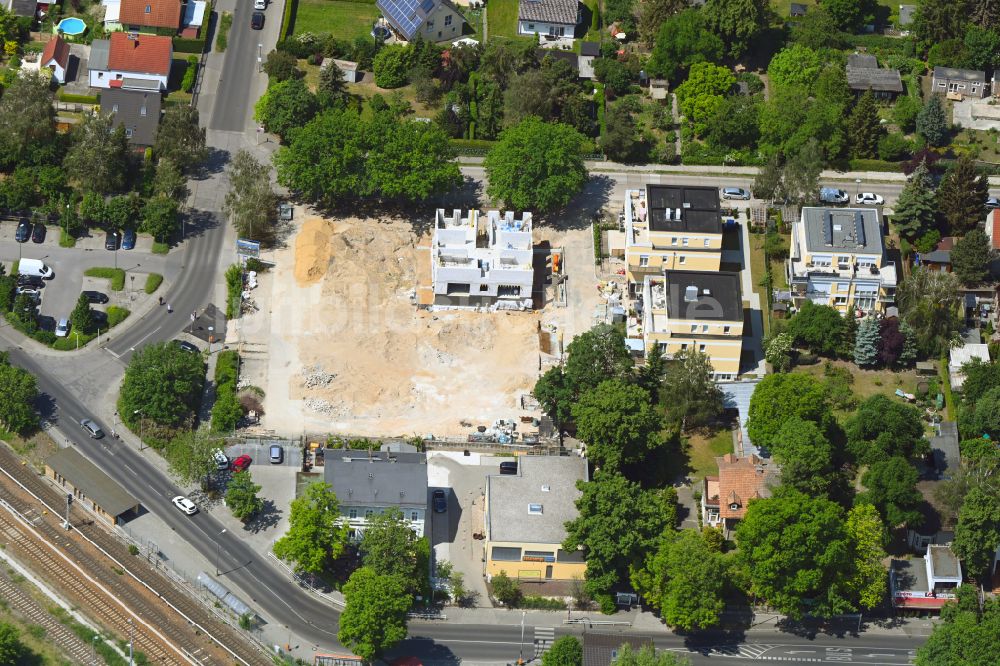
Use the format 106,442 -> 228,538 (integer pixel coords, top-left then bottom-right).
916,361 -> 937,376
899,4 -> 915,27
949,343 -> 991,389
649,78 -> 668,100
45,447 -> 139,526
326,58 -> 360,83
41,36 -> 71,85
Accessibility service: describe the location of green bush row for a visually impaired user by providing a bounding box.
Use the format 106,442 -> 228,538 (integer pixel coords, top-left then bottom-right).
846,158 -> 905,172
173,36 -> 207,53
84,267 -> 125,291
216,349 -> 240,385
212,351 -> 241,432
280,0 -> 298,39
181,55 -> 198,92
59,92 -> 99,104
144,273 -> 163,294
518,595 -> 567,610
225,264 -> 242,319
216,12 -> 232,52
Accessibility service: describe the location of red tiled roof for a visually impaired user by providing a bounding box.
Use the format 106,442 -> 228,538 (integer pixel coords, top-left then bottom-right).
107,32 -> 172,76
119,0 -> 182,29
41,35 -> 70,68
991,210 -> 1000,250
716,454 -> 776,520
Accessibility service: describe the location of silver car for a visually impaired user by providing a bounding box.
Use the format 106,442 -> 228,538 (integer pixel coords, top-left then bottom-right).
721,187 -> 751,200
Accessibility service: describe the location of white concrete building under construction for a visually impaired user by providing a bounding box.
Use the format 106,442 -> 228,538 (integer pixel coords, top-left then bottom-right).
430,208 -> 535,308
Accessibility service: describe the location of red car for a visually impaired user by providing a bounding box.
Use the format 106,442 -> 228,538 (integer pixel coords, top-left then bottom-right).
230,455 -> 252,472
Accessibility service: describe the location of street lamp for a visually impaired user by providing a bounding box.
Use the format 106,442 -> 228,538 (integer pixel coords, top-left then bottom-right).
517,610 -> 526,665
133,410 -> 144,450
855,177 -> 862,201
215,528 -> 227,575
127,618 -> 134,666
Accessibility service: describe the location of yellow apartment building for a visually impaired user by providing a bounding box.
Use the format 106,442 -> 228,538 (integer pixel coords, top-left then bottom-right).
483,456 -> 588,583
787,208 -> 897,315
624,184 -> 724,285
640,270 -> 745,379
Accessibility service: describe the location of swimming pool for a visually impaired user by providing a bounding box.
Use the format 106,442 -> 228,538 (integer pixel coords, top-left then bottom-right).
56,17 -> 87,36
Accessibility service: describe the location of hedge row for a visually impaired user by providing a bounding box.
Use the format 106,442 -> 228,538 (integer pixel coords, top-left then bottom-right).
84,267 -> 125,291
211,350 -> 241,432
173,36 -> 207,53
280,0 -> 298,39
58,92 -> 99,104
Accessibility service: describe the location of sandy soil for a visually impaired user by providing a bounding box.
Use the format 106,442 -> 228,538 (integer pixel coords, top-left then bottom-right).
262,215 -> 541,438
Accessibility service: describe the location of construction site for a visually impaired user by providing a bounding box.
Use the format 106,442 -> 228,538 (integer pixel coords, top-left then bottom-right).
238,210 -> 601,440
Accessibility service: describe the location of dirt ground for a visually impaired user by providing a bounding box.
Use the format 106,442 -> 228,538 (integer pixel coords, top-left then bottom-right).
261,215 -> 544,437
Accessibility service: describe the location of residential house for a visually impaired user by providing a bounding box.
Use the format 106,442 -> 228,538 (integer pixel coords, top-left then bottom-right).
985,209 -> 1000,252
118,0 -> 183,33
323,447 -> 428,538
430,208 -> 534,308
102,88 -> 162,148
41,35 -> 70,85
787,207 -> 897,315
948,343 -> 990,390
376,0 -> 466,43
518,0 -> 580,39
45,447 -> 140,526
2,0 -> 38,18
890,544 -> 963,611
701,454 -> 777,537
89,32 -> 173,92
484,455 -> 588,583
846,53 -> 904,100
623,184 -> 724,285
583,633 -> 654,666
899,4 -> 915,26
578,41 -> 598,79
932,66 -> 989,98
917,236 -> 956,273
639,270 -> 744,379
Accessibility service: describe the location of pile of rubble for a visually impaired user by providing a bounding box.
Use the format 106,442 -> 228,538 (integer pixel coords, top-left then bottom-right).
303,365 -> 336,389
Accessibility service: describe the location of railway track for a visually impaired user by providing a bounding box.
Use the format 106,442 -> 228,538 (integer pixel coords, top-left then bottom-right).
0,446 -> 274,666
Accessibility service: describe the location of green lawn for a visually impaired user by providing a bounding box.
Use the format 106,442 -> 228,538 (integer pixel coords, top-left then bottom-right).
486,0 -> 521,39
770,0 -> 899,25
293,0 -> 379,39
748,233 -> 771,338
685,428 -> 735,483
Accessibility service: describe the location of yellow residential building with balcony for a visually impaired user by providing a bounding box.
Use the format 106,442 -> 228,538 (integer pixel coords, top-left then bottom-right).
624,184 -> 724,285
787,208 -> 897,315
640,270 -> 745,379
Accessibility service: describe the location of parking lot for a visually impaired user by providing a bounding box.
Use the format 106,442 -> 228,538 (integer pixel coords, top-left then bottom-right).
0,220 -> 178,332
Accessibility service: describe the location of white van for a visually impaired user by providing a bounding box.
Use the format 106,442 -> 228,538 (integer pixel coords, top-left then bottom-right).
18,258 -> 53,279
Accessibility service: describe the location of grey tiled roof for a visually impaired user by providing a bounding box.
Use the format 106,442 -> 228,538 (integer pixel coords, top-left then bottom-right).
90,39 -> 110,71
519,0 -> 578,25
46,447 -> 138,517
324,450 -> 428,509
933,66 -> 986,82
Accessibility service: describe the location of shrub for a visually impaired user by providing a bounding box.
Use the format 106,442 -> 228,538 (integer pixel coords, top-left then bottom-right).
181,56 -> 198,92
144,273 -> 163,294
107,306 -> 130,328
173,36 -> 207,53
373,45 -> 411,88
215,350 -> 240,386
83,267 -> 125,291
225,264 -> 242,319
216,12 -> 232,52
151,241 -> 169,255
59,92 -> 99,104
280,0 -> 297,38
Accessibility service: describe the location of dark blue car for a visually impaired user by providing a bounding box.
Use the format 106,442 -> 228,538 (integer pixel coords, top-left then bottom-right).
122,228 -> 136,250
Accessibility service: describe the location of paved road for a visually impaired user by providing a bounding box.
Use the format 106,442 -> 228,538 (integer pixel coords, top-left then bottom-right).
210,0 -> 279,131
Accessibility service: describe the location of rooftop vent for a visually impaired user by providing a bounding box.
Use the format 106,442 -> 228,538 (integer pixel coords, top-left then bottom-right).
684,285 -> 699,303
702,288 -> 711,296
541,485 -> 550,492
528,504 -> 543,515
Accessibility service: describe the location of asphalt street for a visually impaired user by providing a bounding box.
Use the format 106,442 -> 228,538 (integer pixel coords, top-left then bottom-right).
210,0 -> 278,131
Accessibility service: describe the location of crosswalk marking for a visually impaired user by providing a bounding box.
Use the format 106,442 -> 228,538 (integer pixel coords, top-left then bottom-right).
533,627 -> 555,657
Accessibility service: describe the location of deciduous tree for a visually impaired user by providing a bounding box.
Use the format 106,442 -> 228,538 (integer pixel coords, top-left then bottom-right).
937,154 -> 989,235
824,0 -> 877,32
562,324 -> 634,397
491,570 -> 521,607
951,228 -> 993,285
164,429 -> 223,487
897,267 -> 962,356
764,332 -> 793,372
845,395 -> 928,464
338,567 -> 412,662
674,62 -> 735,137
746,373 -> 834,451
360,507 -> 420,581
857,456 -> 924,528
154,106 -> 208,172
702,0 -> 768,57
844,503 -> 888,610
767,44 -> 823,93
771,417 -> 836,496
153,158 -> 189,201
141,195 -> 179,242
226,469 -> 264,521
786,301 -> 849,357
916,588 -> 1000,665
0,623 -> 25,665
0,353 -> 38,435
542,635 -> 583,666
273,482 -> 350,575
610,644 -> 689,666
373,44 -> 413,88
573,380 -> 663,472
118,341 -> 206,433
952,485 -> 1000,576
661,349 -> 724,430
0,71 -> 57,169
254,78 -> 319,139
263,49 -> 303,82
70,292 -> 94,334
647,9 -> 724,81
64,113 -> 130,194
223,150 -> 277,244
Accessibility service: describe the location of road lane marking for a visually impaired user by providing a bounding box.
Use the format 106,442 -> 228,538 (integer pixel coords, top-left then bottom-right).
127,325 -> 162,353
104,347 -> 122,359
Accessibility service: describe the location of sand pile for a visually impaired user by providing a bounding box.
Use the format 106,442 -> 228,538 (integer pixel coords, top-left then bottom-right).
293,217 -> 334,285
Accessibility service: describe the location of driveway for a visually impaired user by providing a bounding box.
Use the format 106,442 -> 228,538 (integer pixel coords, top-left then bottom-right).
427,452 -> 492,607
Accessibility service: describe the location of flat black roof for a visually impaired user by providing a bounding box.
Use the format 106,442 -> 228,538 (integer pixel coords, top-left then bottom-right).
663,270 -> 743,322
646,184 -> 722,233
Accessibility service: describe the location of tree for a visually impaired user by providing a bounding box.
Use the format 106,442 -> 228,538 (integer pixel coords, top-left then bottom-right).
601,104 -> 642,163
274,108 -> 367,206
899,321 -> 919,366
746,373 -> 833,451
916,96 -> 949,146
563,324 -> 634,397
764,332 -> 793,372
105,194 -> 142,231
767,44 -> 823,93
916,588 -> 1000,665
359,507 -> 419,580
637,342 -> 666,397
638,0 -> 688,45
893,95 -> 921,133
661,349 -> 724,430
153,158 -> 189,201
771,417 -> 836,495
969,385 -> 1000,438
592,58 -> 633,98
543,635 -> 583,666
141,195 -> 179,242
753,152 -> 784,202
705,94 -> 760,150
877,317 -> 908,367
844,503 -> 888,610
845,395 -> 928,464
263,49 -> 302,82
848,90 -> 884,159
154,106 -> 208,171
913,0 -> 970,48
318,60 -> 348,107
118,341 -> 206,432
563,472 -> 677,609
951,228 -> 993,285
611,644 -> 689,666
786,301 -> 848,357
952,485 -> 1000,576
533,366 -> 574,430
70,292 -> 94,334
702,0 -> 768,57
972,0 -> 1000,30
824,0 -> 876,32
0,623 -> 25,665
223,150 -> 278,244
854,316 -> 881,366
959,358 -> 1000,406
485,118 -> 587,212
0,355 -> 39,435
0,71 -> 57,169
674,62 -> 735,137
647,9 -> 724,81
163,429 -> 222,487
373,45 -> 412,88
630,529 -> 727,631
782,138 -> 825,205
64,113 -> 130,194
937,154 -> 989,235
857,457 -> 924,528
892,160 -> 939,241
210,387 -> 243,433
9,293 -> 37,332
361,112 -> 461,200
254,78 -> 319,139
273,482 -> 350,575
897,267 -> 962,356
226,468 -> 264,521
338,567 -> 412,662
790,6 -> 848,49
736,489 -> 856,618
572,380 -> 663,472
490,570 -> 522,607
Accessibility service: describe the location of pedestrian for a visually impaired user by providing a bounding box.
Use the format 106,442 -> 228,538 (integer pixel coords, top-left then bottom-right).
192,310 -> 198,320
167,303 -> 173,313
158,296 -> 163,306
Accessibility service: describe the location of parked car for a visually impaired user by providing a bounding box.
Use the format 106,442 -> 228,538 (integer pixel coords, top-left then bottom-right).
499,461 -> 518,475
171,339 -> 199,353
122,228 -> 136,250
55,318 -> 70,337
82,290 -> 108,304
31,223 -> 46,243
819,187 -> 849,204
855,192 -> 884,205
269,444 -> 284,464
105,230 -> 119,250
432,489 -> 447,512
14,218 -> 30,243
18,258 -> 53,279
172,496 -> 198,515
987,196 -> 1000,210
15,286 -> 41,298
254,0 -> 266,8
251,11 -> 264,29
213,449 -> 230,471
17,275 -> 44,288
721,187 -> 751,200
80,419 -> 105,439
231,454 -> 252,472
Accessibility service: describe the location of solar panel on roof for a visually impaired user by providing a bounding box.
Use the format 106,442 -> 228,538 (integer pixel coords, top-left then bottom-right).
380,0 -> 422,37
854,212 -> 866,247
421,0 -> 434,12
